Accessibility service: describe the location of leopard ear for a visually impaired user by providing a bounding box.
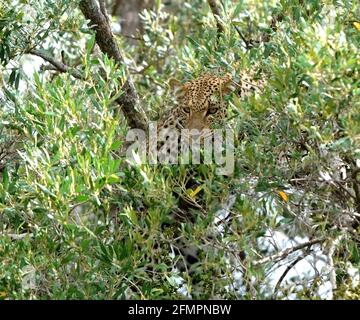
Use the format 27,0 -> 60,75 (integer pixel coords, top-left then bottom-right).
169,78 -> 191,99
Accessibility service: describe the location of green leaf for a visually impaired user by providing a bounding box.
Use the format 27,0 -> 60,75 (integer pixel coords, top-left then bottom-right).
186,36 -> 201,48
232,2 -> 243,18
36,183 -> 56,198
86,34 -> 96,54
107,174 -> 120,184
351,243 -> 360,264
2,167 -> 9,190
74,194 -> 90,203
9,69 -> 16,85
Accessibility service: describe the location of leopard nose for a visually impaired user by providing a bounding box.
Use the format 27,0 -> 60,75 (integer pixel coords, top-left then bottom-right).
187,120 -> 207,132
187,111 -> 208,131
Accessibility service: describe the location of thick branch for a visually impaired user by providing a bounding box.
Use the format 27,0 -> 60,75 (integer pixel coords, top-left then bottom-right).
207,0 -> 225,39
28,49 -> 84,80
79,0 -> 147,131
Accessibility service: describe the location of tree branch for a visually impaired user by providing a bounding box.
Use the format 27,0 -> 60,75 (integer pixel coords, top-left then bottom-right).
233,24 -> 252,50
207,0 -> 225,40
220,0 -> 284,49
79,0 -> 147,131
253,238 -> 326,266
28,49 -> 84,80
272,253 -> 308,298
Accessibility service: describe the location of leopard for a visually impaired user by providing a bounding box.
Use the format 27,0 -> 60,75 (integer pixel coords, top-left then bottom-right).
114,68 -> 265,297
144,70 -> 266,293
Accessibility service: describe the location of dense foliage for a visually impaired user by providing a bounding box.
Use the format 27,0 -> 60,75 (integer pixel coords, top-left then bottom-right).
0,0 -> 359,299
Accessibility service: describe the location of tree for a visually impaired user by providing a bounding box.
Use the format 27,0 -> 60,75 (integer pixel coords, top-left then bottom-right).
0,0 -> 359,299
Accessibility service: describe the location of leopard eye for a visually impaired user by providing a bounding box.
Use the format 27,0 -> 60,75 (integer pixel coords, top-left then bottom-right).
183,107 -> 191,113
207,106 -> 218,115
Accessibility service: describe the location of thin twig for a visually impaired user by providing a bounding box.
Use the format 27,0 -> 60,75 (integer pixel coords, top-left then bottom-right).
233,24 -> 252,50
253,238 -> 326,266
319,170 -> 356,200
272,253 -> 309,298
117,33 -> 143,41
219,0 -> 252,49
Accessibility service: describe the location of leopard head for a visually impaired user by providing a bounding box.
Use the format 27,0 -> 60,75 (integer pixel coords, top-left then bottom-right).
176,73 -> 233,133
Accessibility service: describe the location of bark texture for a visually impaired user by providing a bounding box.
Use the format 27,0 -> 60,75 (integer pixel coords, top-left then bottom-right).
80,0 -> 147,131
